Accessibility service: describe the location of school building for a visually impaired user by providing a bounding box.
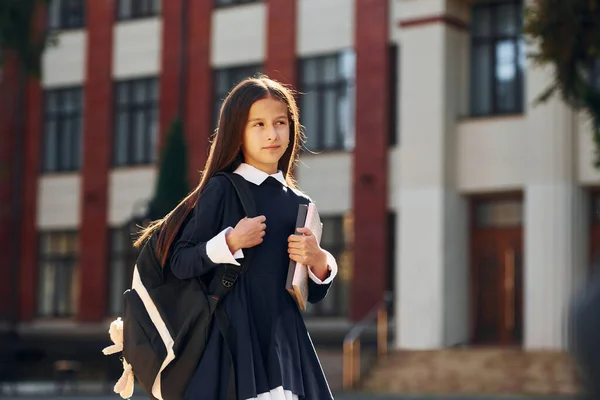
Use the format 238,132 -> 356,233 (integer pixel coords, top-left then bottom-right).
0,0 -> 598,374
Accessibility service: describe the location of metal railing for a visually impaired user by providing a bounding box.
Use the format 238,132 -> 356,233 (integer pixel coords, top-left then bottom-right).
342,291 -> 393,390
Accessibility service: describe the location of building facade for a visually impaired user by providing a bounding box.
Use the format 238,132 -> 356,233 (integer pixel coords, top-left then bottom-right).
0,0 -> 598,371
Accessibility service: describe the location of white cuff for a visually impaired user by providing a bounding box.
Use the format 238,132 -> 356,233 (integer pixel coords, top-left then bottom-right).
206,227 -> 244,266
308,250 -> 338,285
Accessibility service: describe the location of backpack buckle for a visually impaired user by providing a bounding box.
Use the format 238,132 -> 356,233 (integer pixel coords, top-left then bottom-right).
221,269 -> 238,288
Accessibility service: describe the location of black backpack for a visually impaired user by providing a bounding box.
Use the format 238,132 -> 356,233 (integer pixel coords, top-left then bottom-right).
103,172 -> 256,400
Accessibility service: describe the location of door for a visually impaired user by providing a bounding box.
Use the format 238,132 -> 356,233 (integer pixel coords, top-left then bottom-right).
471,197 -> 524,346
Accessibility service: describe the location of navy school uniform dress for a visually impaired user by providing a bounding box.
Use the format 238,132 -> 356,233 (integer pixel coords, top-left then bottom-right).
169,163 -> 338,400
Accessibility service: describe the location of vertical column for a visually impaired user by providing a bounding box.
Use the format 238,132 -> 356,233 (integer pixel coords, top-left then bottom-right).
19,4 -> 46,321
524,58 -> 586,349
159,0 -> 184,150
351,0 -> 389,320
265,0 -> 297,86
0,55 -> 20,321
79,0 -> 115,321
396,0 -> 470,348
185,0 -> 212,186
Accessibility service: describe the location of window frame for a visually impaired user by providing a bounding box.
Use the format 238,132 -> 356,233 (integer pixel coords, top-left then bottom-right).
116,0 -> 161,21
298,51 -> 356,152
469,0 -> 525,117
42,86 -> 84,174
37,231 -> 80,318
113,77 -> 159,167
47,0 -> 86,31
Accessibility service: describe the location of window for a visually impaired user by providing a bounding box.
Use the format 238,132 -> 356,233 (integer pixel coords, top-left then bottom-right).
215,0 -> 261,7
213,65 -> 262,128
38,231 -> 79,318
305,215 -> 352,317
389,44 -> 399,147
591,59 -> 600,91
108,227 -> 139,315
48,0 -> 85,30
299,51 -> 356,151
43,87 -> 83,173
474,198 -> 523,228
117,0 -> 160,20
114,77 -> 159,167
470,0 -> 525,116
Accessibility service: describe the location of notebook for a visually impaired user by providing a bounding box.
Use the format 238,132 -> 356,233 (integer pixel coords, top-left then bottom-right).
285,203 -> 323,311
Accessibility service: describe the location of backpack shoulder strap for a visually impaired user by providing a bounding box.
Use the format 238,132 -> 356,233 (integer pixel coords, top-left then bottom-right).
210,172 -> 257,302
216,172 -> 257,218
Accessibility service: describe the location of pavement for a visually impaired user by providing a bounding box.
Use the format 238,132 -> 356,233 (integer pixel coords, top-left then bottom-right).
0,382 -> 578,400
0,394 -> 578,400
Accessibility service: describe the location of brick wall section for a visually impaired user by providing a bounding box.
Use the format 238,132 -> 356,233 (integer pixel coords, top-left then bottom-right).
184,0 -> 212,186
158,0 -> 184,151
265,0 -> 297,87
0,55 -> 20,321
78,0 -> 115,321
20,78 -> 43,321
351,0 -> 390,320
19,4 -> 46,321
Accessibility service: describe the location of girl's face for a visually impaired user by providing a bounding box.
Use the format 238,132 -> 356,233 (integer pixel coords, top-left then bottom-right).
242,96 -> 290,174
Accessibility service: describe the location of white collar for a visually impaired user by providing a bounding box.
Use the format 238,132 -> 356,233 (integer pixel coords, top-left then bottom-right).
234,163 -> 288,187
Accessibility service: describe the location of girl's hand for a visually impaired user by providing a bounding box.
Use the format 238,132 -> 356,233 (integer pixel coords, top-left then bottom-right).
226,216 -> 266,252
288,227 -> 328,279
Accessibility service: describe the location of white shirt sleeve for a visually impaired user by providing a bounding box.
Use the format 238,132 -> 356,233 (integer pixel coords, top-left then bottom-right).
205,227 -> 244,266
307,249 -> 338,285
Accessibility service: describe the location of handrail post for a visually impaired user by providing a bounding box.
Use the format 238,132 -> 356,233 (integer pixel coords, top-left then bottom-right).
377,307 -> 388,359
343,340 -> 353,390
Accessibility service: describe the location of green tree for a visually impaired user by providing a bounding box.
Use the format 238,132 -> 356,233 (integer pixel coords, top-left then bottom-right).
0,0 -> 53,76
147,117 -> 189,220
524,0 -> 600,167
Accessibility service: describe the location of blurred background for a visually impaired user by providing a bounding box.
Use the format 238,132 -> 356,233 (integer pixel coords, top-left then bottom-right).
0,0 -> 598,398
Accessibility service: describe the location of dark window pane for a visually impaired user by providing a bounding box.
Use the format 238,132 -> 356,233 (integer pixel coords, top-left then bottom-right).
301,91 -> 319,150
134,111 -> 146,163
496,3 -> 519,35
48,0 -> 85,30
118,0 -> 132,19
43,87 -> 83,173
44,120 -> 58,171
472,6 -> 491,38
470,44 -> 493,115
114,78 -> 159,166
115,111 -> 129,165
299,51 -> 356,151
301,59 -> 319,85
37,232 -> 79,318
215,0 -> 260,7
469,1 -> 524,116
323,89 -> 338,149
323,57 -> 338,84
117,0 -> 159,20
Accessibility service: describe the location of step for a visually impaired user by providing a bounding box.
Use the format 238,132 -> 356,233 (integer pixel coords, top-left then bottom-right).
361,348 -> 581,397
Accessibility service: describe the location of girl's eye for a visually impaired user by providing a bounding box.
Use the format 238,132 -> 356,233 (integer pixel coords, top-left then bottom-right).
276,120 -> 287,125
254,122 -> 264,127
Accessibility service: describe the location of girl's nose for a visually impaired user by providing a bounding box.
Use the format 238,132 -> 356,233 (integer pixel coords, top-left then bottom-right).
266,124 -> 278,140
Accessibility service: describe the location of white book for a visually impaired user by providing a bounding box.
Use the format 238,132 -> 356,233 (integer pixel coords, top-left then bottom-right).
285,203 -> 323,311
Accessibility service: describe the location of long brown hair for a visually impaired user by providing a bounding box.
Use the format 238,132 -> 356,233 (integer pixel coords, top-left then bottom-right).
134,75 -> 304,266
